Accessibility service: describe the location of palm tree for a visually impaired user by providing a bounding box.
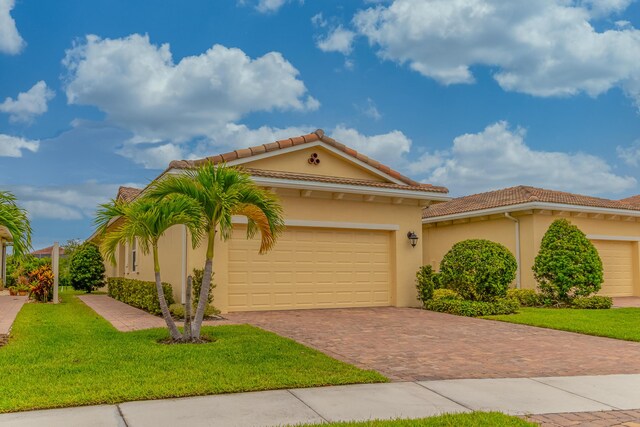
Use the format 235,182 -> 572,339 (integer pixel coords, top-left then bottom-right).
0,191 -> 32,258
95,195 -> 204,341
148,163 -> 284,339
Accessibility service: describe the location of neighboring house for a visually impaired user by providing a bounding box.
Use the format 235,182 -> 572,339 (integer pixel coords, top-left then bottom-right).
423,186 -> 640,297
93,130 -> 450,312
31,246 -> 66,259
0,226 -> 11,286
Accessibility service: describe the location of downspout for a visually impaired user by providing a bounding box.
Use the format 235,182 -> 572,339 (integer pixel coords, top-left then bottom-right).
504,212 -> 521,289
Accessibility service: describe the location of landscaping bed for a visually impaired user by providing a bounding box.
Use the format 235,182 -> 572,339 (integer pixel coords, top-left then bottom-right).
0,292 -> 385,413
486,307 -> 640,342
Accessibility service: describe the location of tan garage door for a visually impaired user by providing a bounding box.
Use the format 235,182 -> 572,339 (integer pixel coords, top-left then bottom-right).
227,227 -> 392,311
591,240 -> 635,297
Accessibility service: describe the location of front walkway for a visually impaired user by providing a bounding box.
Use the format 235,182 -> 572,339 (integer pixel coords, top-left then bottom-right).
613,296 -> 640,308
79,295 -> 166,331
1,375 -> 639,426
78,295 -> 234,331
227,307 -> 640,381
0,295 -> 26,335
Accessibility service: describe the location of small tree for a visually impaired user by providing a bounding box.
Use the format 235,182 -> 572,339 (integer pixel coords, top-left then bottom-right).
439,239 -> 517,301
69,242 -> 106,293
533,219 -> 603,304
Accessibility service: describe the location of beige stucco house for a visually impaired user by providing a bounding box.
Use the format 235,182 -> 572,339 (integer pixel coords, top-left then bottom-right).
423,186 -> 640,297
96,130 -> 450,312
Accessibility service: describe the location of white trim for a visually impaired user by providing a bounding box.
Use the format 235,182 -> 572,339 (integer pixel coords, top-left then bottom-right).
226,140 -> 407,185
423,201 -> 640,223
250,176 -> 450,201
232,216 -> 400,231
587,234 -> 640,242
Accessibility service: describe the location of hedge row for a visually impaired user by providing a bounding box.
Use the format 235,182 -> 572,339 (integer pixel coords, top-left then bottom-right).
424,289 -> 519,317
107,277 -> 174,315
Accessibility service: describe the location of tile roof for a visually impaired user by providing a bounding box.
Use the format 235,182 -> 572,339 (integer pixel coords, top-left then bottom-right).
31,245 -> 65,256
423,185 -> 640,219
116,186 -> 142,203
620,195 -> 640,206
168,129 -> 447,192
243,168 -> 448,193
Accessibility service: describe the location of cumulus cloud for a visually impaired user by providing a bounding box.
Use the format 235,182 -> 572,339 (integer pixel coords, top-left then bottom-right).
317,26 -> 357,55
62,34 -> 318,143
0,134 -> 39,157
0,0 -> 24,55
415,121 -> 636,195
9,181 -> 143,220
354,0 -> 640,104
617,140 -> 640,166
0,81 -> 55,123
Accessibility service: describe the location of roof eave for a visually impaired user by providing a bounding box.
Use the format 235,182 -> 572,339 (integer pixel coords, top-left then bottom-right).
422,201 -> 640,223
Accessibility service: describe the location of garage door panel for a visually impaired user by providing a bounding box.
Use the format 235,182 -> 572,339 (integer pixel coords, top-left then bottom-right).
591,240 -> 635,297
228,227 -> 392,311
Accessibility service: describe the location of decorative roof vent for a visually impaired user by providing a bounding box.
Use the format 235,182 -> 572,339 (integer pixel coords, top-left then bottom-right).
308,153 -> 320,165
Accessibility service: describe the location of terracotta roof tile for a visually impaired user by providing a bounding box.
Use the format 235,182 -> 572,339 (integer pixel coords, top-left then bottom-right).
235,148 -> 252,159
116,186 -> 142,203
31,245 -> 65,256
243,168 -> 448,193
620,195 -> 640,206
423,186 -> 640,219
167,129 -> 442,191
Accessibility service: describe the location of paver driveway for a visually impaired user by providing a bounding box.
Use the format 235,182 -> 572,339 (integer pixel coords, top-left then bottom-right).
226,307 -> 640,381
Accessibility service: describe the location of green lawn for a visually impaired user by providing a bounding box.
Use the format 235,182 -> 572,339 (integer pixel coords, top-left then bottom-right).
299,412 -> 534,426
0,293 -> 385,413
486,307 -> 640,341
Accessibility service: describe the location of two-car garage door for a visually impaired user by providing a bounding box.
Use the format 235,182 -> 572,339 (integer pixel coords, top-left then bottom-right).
227,227 -> 392,311
591,240 -> 635,297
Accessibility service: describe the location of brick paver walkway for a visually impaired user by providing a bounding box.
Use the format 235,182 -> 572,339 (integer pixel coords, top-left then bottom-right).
0,295 -> 26,335
79,294 -> 167,331
525,410 -> 640,426
78,294 -> 235,331
613,297 -> 640,308
226,307 -> 640,381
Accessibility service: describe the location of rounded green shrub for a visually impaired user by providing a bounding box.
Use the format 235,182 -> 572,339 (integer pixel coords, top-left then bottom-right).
432,288 -> 461,300
439,239 -> 517,301
69,242 -> 106,293
533,219 -> 603,304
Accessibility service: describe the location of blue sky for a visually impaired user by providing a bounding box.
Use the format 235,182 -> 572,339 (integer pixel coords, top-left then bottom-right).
2,0 -> 640,249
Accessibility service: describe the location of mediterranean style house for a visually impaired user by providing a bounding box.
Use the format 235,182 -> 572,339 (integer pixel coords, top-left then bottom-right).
92,130 -> 640,312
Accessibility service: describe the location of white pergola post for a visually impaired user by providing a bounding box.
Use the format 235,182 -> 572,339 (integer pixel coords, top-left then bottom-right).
52,242 -> 59,304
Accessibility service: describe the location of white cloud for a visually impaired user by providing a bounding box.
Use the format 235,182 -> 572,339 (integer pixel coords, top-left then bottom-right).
360,98 -> 382,120
311,12 -> 327,28
118,142 -> 185,170
0,134 -> 39,157
331,125 -> 412,167
0,81 -> 55,123
317,26 -> 356,55
9,181 -> 143,220
63,34 -> 318,143
0,0 -> 24,55
416,121 -> 636,195
256,0 -> 287,13
354,0 -> 640,104
617,140 -> 640,166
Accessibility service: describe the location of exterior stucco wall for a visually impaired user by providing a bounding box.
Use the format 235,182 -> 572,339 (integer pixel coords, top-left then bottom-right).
244,146 -> 387,182
423,216 -> 518,269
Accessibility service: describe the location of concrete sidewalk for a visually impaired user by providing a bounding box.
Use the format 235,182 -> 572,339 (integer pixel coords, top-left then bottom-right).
1,374 -> 639,426
0,295 -> 26,335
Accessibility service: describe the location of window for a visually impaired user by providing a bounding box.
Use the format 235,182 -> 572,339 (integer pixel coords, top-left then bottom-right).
131,239 -> 137,272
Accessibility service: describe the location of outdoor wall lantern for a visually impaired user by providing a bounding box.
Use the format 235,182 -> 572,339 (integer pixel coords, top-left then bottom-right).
407,231 -> 419,248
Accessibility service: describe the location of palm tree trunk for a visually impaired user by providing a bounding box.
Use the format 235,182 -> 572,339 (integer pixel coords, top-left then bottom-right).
183,275 -> 192,342
191,229 -> 215,339
153,245 -> 182,341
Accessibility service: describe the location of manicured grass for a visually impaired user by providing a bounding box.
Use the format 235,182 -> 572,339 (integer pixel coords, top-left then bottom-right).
486,307 -> 640,341
299,412 -> 534,426
0,293 -> 385,413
